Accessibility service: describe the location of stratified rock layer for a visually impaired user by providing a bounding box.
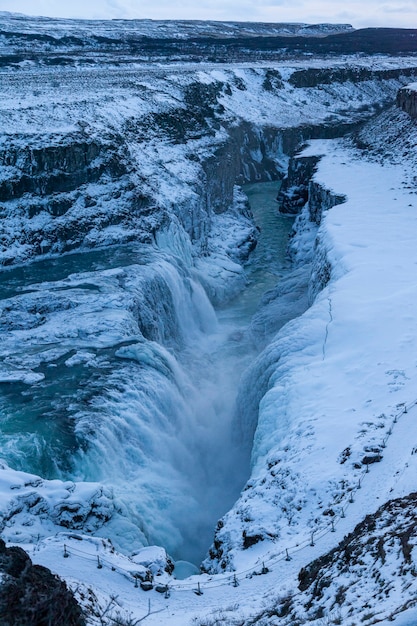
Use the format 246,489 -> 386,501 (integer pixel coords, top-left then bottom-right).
397,83 -> 417,118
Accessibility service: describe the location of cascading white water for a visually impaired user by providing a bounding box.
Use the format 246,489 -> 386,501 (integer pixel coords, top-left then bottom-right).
0,181 -> 296,565
70,256 -> 251,563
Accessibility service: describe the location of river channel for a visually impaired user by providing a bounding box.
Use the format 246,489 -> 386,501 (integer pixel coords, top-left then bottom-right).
0,181 -> 295,564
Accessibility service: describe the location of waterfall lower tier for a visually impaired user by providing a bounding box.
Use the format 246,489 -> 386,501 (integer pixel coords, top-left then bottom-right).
0,182 -> 306,565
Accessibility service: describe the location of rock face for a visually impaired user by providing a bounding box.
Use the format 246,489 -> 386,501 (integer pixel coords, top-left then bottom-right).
0,137 -> 142,263
0,538 -> 85,625
307,180 -> 346,226
279,154 -> 346,224
397,83 -> 417,118
278,155 -> 321,215
290,65 -> 417,88
238,493 -> 417,626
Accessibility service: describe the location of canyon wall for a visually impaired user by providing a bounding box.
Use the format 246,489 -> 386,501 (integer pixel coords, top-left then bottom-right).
1,62 -> 416,267
397,83 -> 417,118
1,48 -> 417,570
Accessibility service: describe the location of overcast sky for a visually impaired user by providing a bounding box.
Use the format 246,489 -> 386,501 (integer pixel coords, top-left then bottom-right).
1,0 -> 416,28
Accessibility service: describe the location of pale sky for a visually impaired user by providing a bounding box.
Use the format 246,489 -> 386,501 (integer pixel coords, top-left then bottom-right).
0,0 -> 416,29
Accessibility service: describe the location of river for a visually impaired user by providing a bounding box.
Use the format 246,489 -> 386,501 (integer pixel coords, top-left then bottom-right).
0,181 -> 295,565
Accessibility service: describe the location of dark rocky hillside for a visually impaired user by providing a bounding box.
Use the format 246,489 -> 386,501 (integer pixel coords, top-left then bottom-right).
0,12 -> 416,67
245,494 -> 417,626
0,538 -> 85,625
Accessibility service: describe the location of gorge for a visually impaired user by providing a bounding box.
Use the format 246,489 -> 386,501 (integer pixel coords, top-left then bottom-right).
1,12 -> 417,625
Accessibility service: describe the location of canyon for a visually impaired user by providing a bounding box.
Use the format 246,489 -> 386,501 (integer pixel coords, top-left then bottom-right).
1,12 -> 417,625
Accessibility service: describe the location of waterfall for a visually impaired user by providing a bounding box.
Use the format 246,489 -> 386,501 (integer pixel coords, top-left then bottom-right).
0,182 -> 306,566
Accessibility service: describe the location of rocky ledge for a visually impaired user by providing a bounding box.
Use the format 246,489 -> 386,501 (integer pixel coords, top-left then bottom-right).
0,538 -> 85,625
397,83 -> 417,118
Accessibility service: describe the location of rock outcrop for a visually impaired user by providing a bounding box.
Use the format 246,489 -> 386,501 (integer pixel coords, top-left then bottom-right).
0,538 -> 85,625
278,155 -> 321,215
236,493 -> 417,626
307,180 -> 346,226
397,83 -> 417,118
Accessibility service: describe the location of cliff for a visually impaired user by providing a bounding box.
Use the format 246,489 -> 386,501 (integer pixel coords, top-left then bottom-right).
1,61 -> 416,267
205,113 -> 417,591
1,17 -> 417,624
397,82 -> 417,118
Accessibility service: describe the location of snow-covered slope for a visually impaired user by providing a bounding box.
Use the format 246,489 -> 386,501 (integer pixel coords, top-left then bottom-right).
0,12 -> 356,69
230,492 -> 417,626
0,12 -> 354,40
208,103 -> 417,559
1,12 -> 416,67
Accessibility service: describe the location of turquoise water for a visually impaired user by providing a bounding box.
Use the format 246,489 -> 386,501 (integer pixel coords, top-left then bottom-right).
0,243 -> 152,301
0,243 -> 155,477
219,180 -> 293,324
0,181 -> 295,562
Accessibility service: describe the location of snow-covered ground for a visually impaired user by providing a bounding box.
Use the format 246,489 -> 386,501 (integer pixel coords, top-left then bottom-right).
2,106 -> 417,625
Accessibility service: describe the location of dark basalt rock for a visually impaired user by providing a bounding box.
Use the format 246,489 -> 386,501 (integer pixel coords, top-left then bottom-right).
140,581 -> 154,591
242,530 -> 264,549
397,84 -> 417,119
0,541 -> 30,578
362,454 -> 383,465
278,155 -> 321,215
308,181 -> 346,225
290,66 -> 417,89
0,538 -> 86,625
0,141 -> 124,202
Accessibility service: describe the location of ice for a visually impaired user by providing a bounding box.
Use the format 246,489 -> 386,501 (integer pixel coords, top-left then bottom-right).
172,560 -> 200,579
214,132 -> 417,583
0,369 -> 44,384
1,19 -> 417,621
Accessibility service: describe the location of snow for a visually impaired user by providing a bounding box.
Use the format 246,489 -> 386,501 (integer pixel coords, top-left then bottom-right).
1,125 -> 413,625
219,136 -> 417,555
1,12 -> 417,622
0,11 -> 353,42
380,609 -> 417,626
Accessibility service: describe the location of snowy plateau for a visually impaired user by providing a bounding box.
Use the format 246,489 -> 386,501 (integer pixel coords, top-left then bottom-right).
1,11 -> 417,626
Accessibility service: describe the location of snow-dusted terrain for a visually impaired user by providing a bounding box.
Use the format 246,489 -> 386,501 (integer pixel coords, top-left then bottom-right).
0,12 -> 354,40
1,10 -> 417,625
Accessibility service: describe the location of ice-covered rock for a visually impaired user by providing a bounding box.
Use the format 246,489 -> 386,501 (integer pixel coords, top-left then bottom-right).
397,82 -> 417,118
